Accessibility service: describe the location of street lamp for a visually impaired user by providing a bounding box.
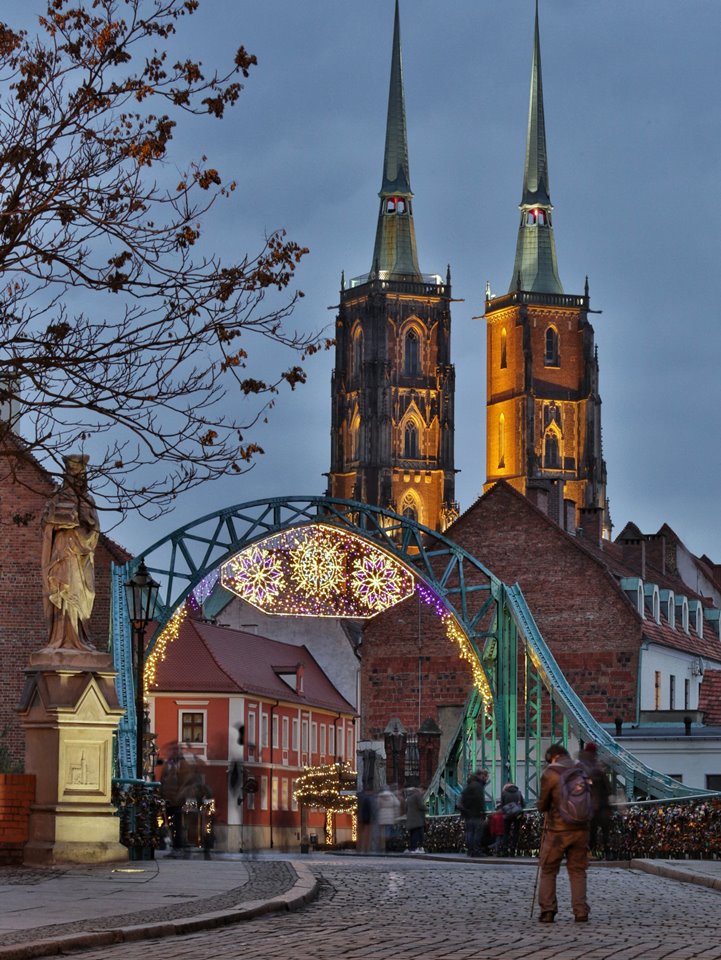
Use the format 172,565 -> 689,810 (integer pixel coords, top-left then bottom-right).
125,560 -> 160,780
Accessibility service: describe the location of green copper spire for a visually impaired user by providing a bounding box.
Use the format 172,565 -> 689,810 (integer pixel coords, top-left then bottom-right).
371,0 -> 421,278
509,0 -> 563,294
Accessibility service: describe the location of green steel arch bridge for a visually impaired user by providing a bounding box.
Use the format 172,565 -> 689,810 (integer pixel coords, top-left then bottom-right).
110,495 -> 709,806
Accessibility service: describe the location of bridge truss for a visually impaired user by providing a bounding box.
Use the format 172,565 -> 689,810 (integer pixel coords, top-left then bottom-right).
110,496 -> 709,803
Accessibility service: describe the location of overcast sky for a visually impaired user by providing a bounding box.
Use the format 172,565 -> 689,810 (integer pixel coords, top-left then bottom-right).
21,1 -> 721,563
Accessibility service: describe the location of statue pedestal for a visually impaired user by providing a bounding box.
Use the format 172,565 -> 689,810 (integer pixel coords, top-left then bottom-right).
17,650 -> 128,865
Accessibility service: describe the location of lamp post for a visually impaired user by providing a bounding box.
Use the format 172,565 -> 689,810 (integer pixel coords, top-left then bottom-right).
125,560 -> 160,780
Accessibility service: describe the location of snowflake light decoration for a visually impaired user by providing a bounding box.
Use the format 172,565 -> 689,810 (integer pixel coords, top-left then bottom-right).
290,533 -> 344,600
221,546 -> 285,611
352,552 -> 410,612
219,523 -> 415,618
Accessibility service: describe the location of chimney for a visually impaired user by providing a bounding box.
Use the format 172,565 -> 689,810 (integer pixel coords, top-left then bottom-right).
621,539 -> 646,580
578,506 -> 603,547
645,534 -> 667,576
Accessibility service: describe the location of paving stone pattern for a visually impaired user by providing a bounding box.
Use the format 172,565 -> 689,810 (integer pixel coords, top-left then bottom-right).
0,861 -> 295,947
59,859 -> 721,960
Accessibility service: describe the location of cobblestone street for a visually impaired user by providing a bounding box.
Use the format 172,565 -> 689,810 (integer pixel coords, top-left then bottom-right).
63,858 -> 721,960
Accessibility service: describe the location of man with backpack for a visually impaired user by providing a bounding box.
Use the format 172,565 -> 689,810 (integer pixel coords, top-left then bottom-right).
536,743 -> 593,923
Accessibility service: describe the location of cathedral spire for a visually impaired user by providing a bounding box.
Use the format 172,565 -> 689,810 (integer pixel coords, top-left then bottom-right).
508,0 -> 563,294
371,0 -> 421,278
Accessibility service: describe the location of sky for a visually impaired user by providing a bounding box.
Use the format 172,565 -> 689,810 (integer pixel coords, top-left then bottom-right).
14,1 -> 721,563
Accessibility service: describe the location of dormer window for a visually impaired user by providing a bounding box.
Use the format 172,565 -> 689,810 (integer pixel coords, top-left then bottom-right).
676,596 -> 689,634
689,599 -> 703,637
644,584 -> 661,623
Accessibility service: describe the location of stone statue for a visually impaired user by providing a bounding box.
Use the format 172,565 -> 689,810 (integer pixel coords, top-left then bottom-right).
41,454 -> 100,650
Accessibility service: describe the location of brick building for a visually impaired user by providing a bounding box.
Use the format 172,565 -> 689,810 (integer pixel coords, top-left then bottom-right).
148,617 -> 356,852
361,481 -> 721,788
0,434 -> 127,766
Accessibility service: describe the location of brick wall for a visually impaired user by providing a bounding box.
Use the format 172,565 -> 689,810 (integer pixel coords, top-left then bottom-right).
361,481 -> 642,741
0,774 -> 35,864
0,450 -> 127,766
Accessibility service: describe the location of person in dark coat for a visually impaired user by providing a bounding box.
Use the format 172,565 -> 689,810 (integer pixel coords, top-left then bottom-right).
537,743 -> 590,923
500,781 -> 525,856
458,770 -> 489,856
578,742 -> 612,859
404,786 -> 427,852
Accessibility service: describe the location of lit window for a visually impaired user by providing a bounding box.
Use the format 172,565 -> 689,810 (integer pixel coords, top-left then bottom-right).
404,330 -> 420,376
544,326 -> 559,366
498,413 -> 505,470
271,776 -> 279,811
281,778 -> 289,810
500,327 -> 507,369
181,712 -> 204,743
352,330 -> 363,376
404,422 -> 419,458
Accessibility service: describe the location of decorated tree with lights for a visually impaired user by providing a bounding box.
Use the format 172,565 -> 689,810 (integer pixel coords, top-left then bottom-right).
0,0 -> 329,521
294,762 -> 357,846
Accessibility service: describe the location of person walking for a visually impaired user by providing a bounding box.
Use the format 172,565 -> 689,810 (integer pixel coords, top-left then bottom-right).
458,770 -> 489,856
537,743 -> 591,923
578,742 -> 612,859
404,786 -> 427,852
375,785 -> 401,852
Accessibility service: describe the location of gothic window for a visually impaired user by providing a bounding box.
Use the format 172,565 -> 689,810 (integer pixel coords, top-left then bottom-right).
526,208 -> 548,226
404,421 -> 419,459
498,413 -> 505,469
352,330 -> 363,376
351,415 -> 361,461
404,330 -> 421,376
401,493 -> 419,524
500,328 -> 507,369
385,196 -> 407,215
544,326 -> 559,366
543,432 -> 560,469
402,503 -> 417,522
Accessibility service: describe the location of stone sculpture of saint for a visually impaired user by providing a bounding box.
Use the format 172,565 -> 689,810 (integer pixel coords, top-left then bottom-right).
41,454 -> 100,650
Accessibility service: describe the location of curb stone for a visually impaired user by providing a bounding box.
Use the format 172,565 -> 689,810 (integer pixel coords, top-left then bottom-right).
0,862 -> 318,960
631,858 -> 721,892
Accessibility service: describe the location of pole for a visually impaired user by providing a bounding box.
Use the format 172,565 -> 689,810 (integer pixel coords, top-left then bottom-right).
530,818 -> 546,918
135,624 -> 144,780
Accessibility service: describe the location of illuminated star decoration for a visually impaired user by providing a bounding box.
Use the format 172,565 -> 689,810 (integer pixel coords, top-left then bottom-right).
220,523 -> 415,618
352,552 -> 409,612
221,546 -> 284,608
290,533 -> 344,600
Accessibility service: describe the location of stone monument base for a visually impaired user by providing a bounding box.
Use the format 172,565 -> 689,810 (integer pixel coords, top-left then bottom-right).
18,658 -> 128,866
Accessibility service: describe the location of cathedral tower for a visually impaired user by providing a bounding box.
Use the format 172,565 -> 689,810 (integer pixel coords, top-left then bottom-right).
484,1 -> 610,535
327,1 -> 457,532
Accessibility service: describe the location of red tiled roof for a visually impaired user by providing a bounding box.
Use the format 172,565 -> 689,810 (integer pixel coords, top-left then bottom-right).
151,618 -> 355,714
640,616 -> 721,664
698,671 -> 721,725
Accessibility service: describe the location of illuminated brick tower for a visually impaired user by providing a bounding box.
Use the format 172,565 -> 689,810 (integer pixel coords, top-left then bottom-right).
327,1 -> 457,532
484,1 -> 610,535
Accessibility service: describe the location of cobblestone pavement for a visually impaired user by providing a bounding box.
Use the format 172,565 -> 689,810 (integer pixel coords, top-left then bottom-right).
56,858 -> 721,960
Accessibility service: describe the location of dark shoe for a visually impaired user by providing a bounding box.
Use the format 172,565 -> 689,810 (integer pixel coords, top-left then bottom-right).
575,915 -> 589,923
539,912 -> 555,924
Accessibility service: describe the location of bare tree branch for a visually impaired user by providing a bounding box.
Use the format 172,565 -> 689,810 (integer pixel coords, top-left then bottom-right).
0,0 -> 331,521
